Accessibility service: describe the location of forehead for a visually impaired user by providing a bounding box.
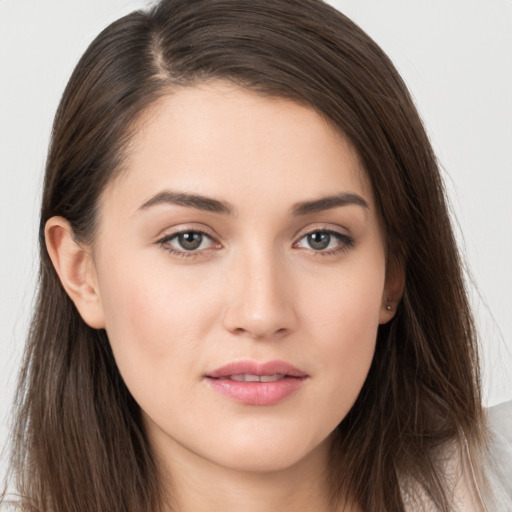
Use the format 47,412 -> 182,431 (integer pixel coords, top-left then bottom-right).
102,82 -> 373,216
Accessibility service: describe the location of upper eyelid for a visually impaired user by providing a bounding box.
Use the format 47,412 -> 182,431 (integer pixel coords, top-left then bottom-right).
157,230 -> 220,258
299,227 -> 346,236
155,230 -> 218,254
156,225 -> 219,242
157,231 -> 219,249
155,225 -> 352,248
294,229 -> 351,245
158,229 -> 212,240
292,224 -> 351,241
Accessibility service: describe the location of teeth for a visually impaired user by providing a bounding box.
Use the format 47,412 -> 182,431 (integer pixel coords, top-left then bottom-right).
229,374 -> 285,382
230,374 -> 257,382
260,374 -> 285,382
242,374 -> 260,382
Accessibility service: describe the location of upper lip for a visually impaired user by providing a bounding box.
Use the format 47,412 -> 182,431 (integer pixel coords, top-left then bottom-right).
206,360 -> 308,379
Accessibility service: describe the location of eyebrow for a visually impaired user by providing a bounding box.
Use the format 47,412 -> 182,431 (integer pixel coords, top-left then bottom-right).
291,193 -> 369,216
138,190 -> 233,215
138,189 -> 368,216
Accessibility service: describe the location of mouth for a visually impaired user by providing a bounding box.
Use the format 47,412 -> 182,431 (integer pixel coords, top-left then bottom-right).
204,360 -> 308,406
206,360 -> 307,379
221,373 -> 288,382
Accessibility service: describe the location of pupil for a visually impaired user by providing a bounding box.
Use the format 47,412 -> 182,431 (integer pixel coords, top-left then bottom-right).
178,232 -> 202,250
308,232 -> 330,250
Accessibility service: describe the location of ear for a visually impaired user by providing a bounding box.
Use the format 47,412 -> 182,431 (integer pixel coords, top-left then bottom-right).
45,217 -> 105,329
379,258 -> 405,324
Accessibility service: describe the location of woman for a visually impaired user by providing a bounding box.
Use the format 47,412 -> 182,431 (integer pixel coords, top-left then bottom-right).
2,0 -> 510,510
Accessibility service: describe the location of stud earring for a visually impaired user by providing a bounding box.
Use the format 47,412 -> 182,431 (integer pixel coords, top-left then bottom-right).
386,299 -> 392,311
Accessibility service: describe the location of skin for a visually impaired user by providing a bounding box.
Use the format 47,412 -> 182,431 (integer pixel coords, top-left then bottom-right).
46,82 -> 402,512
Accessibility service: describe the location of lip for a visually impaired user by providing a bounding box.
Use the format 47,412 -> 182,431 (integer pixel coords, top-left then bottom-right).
205,360 -> 308,406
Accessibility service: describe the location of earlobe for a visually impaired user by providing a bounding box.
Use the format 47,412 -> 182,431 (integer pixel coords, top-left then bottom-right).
45,217 -> 105,329
379,259 -> 405,324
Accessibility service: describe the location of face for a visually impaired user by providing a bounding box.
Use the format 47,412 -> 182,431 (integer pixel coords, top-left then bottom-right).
89,82 -> 397,474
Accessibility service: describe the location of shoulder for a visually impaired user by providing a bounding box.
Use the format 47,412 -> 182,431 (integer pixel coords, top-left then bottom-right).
486,399 -> 512,444
400,438 -> 485,512
481,400 -> 512,511
0,503 -> 21,511
401,401 -> 512,512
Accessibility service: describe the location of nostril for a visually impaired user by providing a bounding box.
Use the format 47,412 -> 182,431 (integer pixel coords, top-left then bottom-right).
229,326 -> 289,339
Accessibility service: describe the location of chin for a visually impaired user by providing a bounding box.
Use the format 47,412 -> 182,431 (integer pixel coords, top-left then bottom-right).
200,430 -> 331,474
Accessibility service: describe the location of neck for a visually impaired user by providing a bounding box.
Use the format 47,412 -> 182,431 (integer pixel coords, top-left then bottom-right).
151,431 -> 358,512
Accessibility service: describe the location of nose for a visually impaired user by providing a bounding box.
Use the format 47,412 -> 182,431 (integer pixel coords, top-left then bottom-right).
222,249 -> 298,340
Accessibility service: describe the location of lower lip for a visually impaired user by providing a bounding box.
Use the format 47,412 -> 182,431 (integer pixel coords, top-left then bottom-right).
205,377 -> 306,406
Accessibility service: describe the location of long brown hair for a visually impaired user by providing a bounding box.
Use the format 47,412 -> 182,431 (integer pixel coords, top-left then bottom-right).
4,1 -> 483,510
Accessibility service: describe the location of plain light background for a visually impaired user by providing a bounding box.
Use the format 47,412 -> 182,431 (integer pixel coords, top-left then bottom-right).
1,0 -> 511,472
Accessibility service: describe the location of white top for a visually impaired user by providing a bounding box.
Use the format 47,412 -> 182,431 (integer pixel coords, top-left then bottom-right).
2,401 -> 511,511
482,400 -> 512,511
401,400 -> 512,512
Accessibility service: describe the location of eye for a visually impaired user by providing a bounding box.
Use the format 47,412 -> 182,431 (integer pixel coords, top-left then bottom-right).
157,230 -> 219,255
294,230 -> 354,253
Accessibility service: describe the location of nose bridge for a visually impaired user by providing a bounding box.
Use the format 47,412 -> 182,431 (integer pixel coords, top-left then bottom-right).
223,242 -> 296,338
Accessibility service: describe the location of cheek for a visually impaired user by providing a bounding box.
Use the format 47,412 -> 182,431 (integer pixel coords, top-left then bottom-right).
300,259 -> 385,416
95,255 -> 218,396
303,255 -> 385,345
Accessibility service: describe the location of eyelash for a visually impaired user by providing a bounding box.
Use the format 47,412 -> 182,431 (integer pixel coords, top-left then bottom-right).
293,229 -> 355,256
156,228 -> 354,259
157,230 -> 218,259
